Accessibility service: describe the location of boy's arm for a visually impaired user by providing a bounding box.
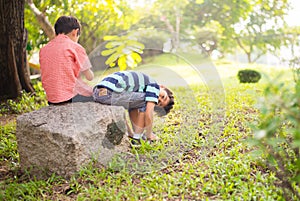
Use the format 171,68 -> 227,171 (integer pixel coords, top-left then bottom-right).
82,69 -> 94,81
144,101 -> 159,140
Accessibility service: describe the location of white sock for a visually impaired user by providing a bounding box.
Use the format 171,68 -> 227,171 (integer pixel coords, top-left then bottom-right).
133,133 -> 142,139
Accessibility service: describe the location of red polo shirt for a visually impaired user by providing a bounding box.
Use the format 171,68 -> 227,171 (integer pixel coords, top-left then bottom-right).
39,34 -> 92,103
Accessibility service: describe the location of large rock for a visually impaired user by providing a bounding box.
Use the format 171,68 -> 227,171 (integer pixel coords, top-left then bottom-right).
16,102 -> 130,178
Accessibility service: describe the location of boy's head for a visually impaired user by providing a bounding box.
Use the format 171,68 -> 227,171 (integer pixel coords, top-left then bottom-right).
156,86 -> 175,116
54,16 -> 81,36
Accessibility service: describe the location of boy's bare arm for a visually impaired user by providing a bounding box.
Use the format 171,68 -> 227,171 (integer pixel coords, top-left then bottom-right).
144,102 -> 157,140
82,69 -> 94,81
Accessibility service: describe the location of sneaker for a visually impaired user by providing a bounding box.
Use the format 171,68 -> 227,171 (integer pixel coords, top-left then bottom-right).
128,136 -> 141,146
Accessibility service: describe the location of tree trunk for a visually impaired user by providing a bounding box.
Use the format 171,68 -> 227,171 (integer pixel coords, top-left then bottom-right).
0,0 -> 33,100
174,7 -> 181,51
247,53 -> 252,63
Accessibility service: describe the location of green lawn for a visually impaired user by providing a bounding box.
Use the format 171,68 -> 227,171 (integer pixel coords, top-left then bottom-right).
0,54 -> 296,200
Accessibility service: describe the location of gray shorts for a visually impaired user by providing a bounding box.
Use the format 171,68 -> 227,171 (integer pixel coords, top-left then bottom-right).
93,87 -> 147,112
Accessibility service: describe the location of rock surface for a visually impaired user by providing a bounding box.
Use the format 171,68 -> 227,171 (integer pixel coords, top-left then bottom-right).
16,102 -> 130,178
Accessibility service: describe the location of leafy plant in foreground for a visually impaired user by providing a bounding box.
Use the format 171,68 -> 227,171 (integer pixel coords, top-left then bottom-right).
289,56 -> 300,82
251,79 -> 300,200
0,123 -> 18,165
0,81 -> 47,114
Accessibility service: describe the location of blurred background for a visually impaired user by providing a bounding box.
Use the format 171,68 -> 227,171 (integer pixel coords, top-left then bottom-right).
25,0 -> 300,72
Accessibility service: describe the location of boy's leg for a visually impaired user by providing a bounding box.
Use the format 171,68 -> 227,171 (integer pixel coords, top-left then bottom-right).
93,88 -> 113,104
111,92 -> 146,109
129,109 -> 160,141
129,108 -> 160,141
129,108 -> 145,138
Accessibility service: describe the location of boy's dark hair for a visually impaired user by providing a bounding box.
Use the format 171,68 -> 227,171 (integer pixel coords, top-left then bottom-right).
154,87 -> 175,116
54,16 -> 81,36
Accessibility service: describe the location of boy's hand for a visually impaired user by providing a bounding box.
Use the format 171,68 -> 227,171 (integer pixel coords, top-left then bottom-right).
147,133 -> 160,141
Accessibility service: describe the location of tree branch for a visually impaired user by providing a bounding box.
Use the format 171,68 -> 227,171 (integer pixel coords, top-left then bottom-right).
26,0 -> 55,40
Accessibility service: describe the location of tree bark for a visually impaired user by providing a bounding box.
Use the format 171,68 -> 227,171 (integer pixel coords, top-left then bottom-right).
0,0 -> 33,100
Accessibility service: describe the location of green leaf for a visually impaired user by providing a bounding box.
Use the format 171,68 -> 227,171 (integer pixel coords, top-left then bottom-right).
131,52 -> 142,63
118,55 -> 127,70
105,41 -> 123,49
126,46 -> 144,54
291,140 -> 300,148
26,43 -> 32,51
109,62 -> 116,67
103,35 -> 119,41
127,40 -> 145,49
126,54 -> 136,68
105,53 -> 121,65
101,48 -> 118,56
121,47 -> 132,55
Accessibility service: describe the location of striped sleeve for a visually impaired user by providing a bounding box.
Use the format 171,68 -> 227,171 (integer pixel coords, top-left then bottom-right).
99,73 -> 127,92
145,83 -> 160,103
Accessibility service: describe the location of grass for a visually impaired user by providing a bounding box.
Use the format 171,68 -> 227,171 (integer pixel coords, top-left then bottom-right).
0,55 -> 296,200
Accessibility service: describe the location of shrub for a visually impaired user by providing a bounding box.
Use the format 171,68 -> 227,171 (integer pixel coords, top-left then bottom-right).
0,81 -> 47,114
250,79 -> 300,200
289,56 -> 300,82
237,69 -> 261,83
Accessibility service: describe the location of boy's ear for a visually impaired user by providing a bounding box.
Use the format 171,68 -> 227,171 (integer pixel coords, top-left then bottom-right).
72,29 -> 78,36
75,28 -> 80,36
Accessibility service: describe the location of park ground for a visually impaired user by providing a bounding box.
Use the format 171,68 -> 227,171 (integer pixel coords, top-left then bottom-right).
0,55 -> 297,200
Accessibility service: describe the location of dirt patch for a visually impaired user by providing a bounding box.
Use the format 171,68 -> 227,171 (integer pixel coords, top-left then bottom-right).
0,114 -> 17,126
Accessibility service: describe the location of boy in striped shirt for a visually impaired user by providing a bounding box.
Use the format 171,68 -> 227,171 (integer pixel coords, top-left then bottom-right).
93,71 -> 174,142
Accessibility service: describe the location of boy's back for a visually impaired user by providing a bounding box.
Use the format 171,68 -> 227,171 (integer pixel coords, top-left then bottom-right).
39,16 -> 93,104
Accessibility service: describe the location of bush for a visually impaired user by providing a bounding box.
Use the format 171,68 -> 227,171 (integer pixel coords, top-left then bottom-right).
0,81 -> 47,114
237,69 -> 261,83
250,79 -> 300,200
289,56 -> 300,82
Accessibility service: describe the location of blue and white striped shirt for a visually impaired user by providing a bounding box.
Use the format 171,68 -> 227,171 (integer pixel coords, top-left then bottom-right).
96,71 -> 160,103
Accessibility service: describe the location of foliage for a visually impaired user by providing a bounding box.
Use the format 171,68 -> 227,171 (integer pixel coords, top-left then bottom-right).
25,0 -> 140,54
289,56 -> 300,82
237,69 -> 261,83
0,123 -> 18,166
282,26 -> 300,61
0,81 -> 47,114
191,20 -> 224,56
0,58 -> 296,200
183,0 -> 290,63
184,0 -> 252,55
25,0 -> 297,64
250,78 -> 300,200
231,0 -> 289,63
101,35 -> 144,70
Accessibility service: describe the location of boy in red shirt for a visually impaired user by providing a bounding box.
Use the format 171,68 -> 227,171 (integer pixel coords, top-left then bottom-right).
39,16 -> 94,104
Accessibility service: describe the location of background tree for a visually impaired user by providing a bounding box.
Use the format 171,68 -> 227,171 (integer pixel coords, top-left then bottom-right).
0,0 -> 33,100
26,0 -> 55,40
232,0 -> 289,63
282,26 -> 300,58
1,0 -> 297,100
185,0 -> 289,63
185,0 -> 252,58
25,0 -> 139,54
25,0 -> 142,71
158,0 -> 188,52
138,0 -> 189,52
